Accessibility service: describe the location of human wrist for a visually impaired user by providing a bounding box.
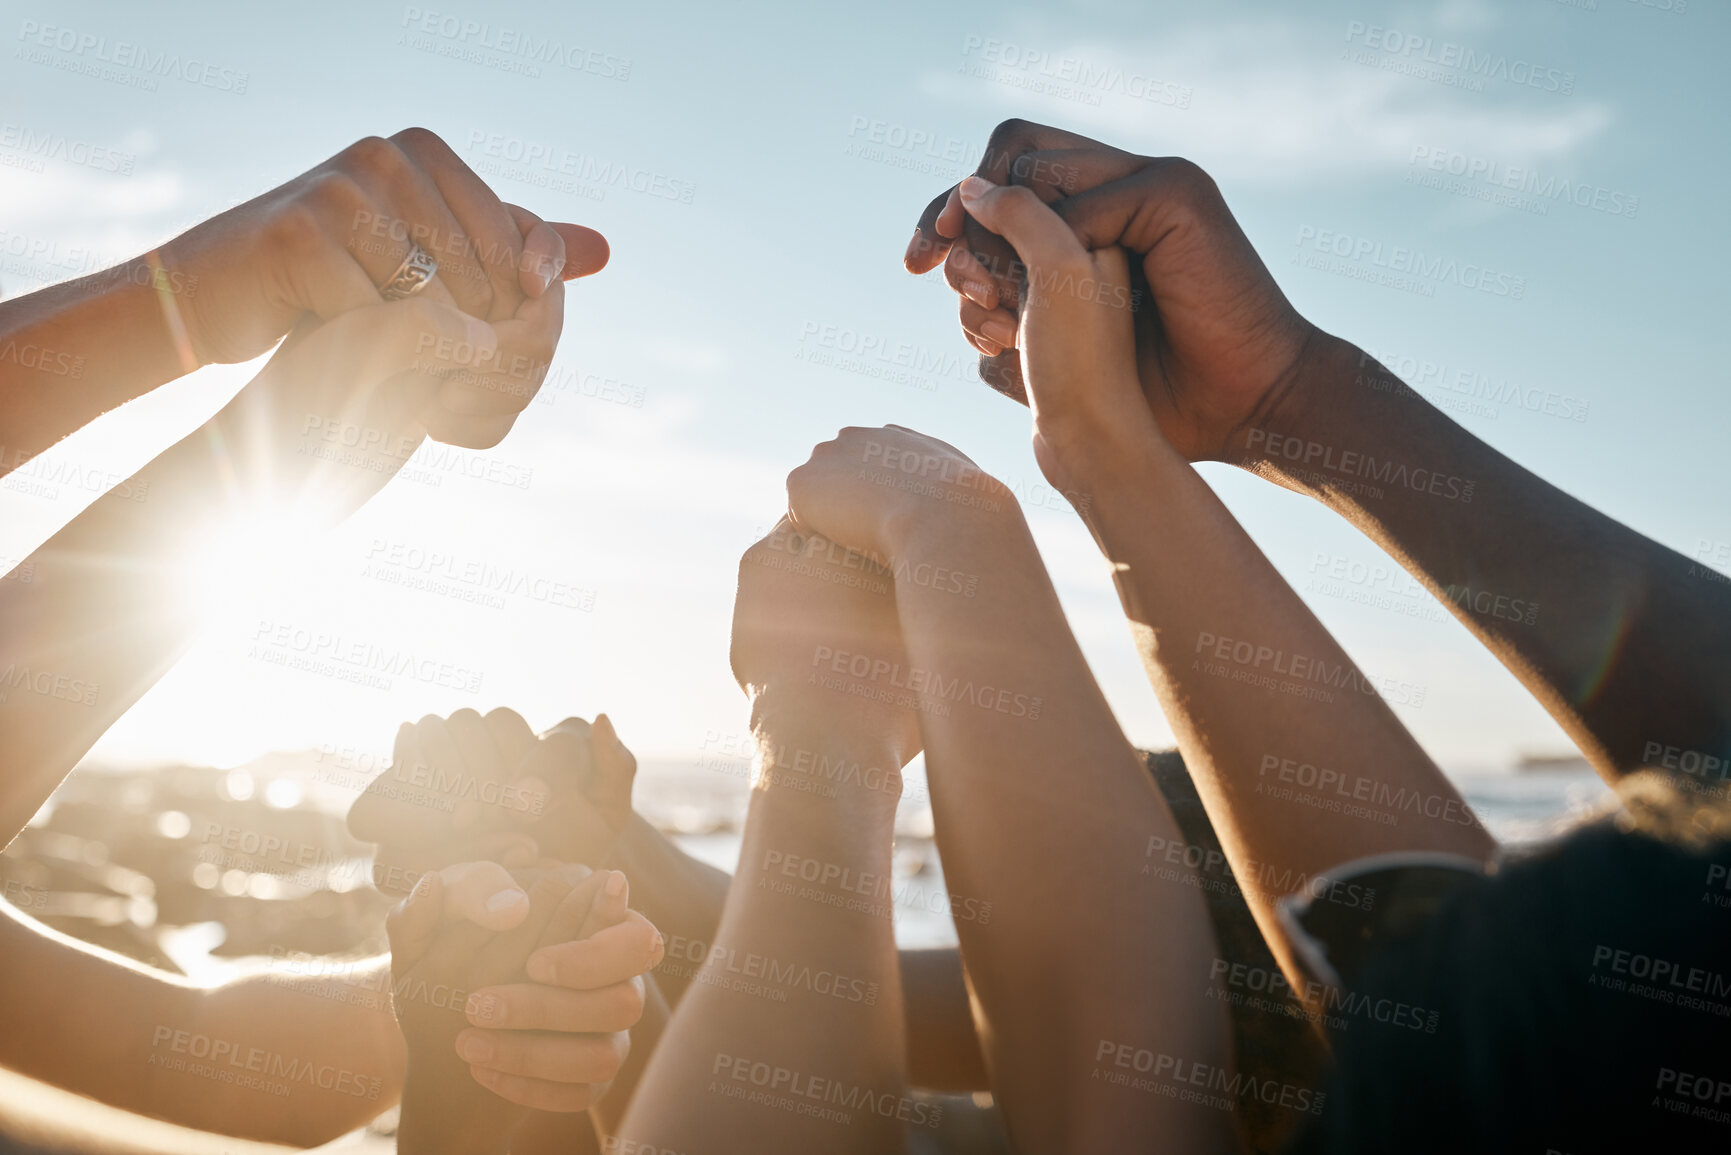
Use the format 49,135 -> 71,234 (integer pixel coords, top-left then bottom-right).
0,259 -> 189,401
746,705 -> 907,802
1041,392 -> 1183,506
865,452 -> 1019,561
397,1062 -> 511,1155
879,460 -> 1025,565
749,698 -> 900,761
1219,326 -> 1363,481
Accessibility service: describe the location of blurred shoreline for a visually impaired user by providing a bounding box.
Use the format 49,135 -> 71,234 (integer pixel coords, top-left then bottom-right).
3,750 -> 1617,979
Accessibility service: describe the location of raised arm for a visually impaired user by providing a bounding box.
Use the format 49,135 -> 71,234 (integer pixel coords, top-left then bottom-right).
616,519 -> 921,1155
0,288 -> 560,844
928,177 -> 1496,988
907,119 -> 1731,787
782,425 -> 1248,1153
0,128 -> 599,472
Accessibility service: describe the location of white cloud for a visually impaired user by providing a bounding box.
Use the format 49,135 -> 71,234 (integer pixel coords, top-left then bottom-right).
924,19 -> 1611,184
0,163 -> 188,297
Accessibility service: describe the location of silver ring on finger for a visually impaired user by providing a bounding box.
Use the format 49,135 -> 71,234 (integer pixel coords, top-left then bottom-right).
380,244 -> 438,301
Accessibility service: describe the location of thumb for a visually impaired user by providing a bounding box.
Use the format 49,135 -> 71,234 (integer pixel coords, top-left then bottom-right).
589,714 -> 637,815
439,860 -> 532,931
576,870 -> 630,941
956,175 -> 1088,281
550,223 -> 610,279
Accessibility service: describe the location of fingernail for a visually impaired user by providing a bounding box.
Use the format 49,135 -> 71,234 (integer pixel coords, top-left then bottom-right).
456,1033 -> 493,1063
466,994 -> 503,1025
959,175 -> 994,202
535,257 -> 560,294
523,251 -> 562,296
962,280 -> 994,309
605,871 -> 626,898
485,888 -> 528,915
527,954 -> 556,984
903,230 -> 926,266
982,317 -> 1016,347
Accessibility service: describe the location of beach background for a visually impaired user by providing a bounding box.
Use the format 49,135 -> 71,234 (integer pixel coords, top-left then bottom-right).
2,750 -> 1616,976
1,0 -> 1726,1146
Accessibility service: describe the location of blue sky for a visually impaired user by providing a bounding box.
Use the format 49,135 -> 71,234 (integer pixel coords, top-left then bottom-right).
1,0 -> 1725,779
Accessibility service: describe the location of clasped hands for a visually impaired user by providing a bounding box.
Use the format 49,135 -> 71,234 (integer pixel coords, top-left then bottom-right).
351,709 -> 659,1122
167,128 -> 609,521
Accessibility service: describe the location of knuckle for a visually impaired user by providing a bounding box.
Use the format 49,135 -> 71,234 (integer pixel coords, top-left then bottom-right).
541,956 -> 573,988
592,1036 -> 626,1081
264,203 -> 329,258
389,126 -> 449,158
338,135 -> 407,179
637,929 -> 662,972
614,979 -> 645,1027
1163,156 -> 1220,204
304,171 -> 369,220
988,117 -> 1034,147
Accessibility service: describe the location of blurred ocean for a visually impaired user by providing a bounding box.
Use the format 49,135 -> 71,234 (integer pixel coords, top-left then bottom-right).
2,751 -> 1618,973
642,756 -> 1619,949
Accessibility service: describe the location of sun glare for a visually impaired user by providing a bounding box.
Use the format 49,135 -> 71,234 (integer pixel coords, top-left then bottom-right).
184,506 -> 322,636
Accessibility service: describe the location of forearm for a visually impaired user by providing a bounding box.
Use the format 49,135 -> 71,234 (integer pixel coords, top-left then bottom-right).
617,721 -> 908,1154
1072,428 -> 1494,977
609,815 -> 983,1086
1248,329 -> 1731,782
177,964 -> 404,1144
887,502 -> 1233,1152
0,905 -> 399,1146
399,1065 -> 512,1155
0,386 -> 403,843
0,260 -> 189,472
